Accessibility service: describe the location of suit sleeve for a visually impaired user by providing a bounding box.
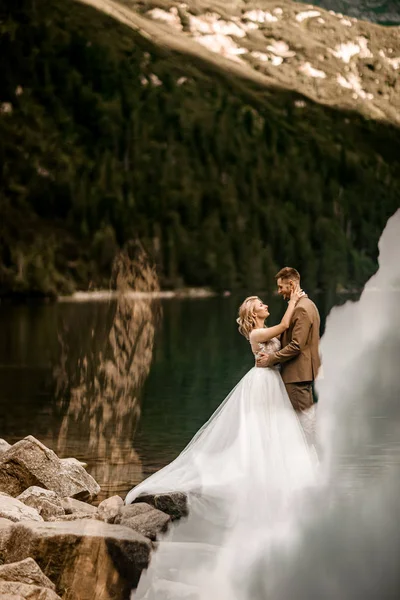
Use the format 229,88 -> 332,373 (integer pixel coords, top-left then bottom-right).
267,306 -> 311,366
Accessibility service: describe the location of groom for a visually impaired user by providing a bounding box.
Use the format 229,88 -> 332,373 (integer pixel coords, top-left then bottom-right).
256,267 -> 321,443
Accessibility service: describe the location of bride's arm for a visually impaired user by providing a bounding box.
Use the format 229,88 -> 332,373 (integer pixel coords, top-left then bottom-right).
250,290 -> 303,344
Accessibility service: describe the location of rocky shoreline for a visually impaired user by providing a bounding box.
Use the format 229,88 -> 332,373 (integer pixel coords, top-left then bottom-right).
0,436 -> 186,600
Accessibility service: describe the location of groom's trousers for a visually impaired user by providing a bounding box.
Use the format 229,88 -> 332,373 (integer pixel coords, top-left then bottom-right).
284,381 -> 313,412
285,382 -> 316,449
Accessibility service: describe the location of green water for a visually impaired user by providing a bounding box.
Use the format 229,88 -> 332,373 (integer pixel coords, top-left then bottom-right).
0,292 -> 350,498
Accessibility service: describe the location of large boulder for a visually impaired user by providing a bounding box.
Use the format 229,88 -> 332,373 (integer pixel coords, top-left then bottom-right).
0,493 -> 43,523
0,437 -> 100,501
0,557 -> 55,590
0,580 -> 61,599
97,495 -> 124,524
0,439 -> 11,455
60,497 -> 97,516
2,519 -> 152,600
133,492 -> 188,520
116,507 -> 170,541
17,488 -> 65,521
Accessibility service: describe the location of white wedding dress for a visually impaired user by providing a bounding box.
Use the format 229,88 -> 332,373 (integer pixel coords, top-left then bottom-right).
126,338 -> 317,600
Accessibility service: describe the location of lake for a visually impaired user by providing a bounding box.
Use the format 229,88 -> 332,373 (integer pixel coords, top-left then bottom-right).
0,291 -> 349,500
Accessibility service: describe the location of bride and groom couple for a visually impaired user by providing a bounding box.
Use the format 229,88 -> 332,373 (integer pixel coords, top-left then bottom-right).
127,267 -> 321,599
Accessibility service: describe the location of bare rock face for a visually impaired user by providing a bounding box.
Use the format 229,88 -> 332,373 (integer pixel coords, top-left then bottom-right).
0,436 -> 100,501
47,512 -> 95,522
0,492 -> 43,523
97,495 -> 124,523
17,488 -> 65,521
134,492 -> 188,520
2,519 -> 152,600
115,502 -> 154,522
109,0 -> 400,124
0,557 -> 56,590
0,439 -> 11,455
0,580 -> 61,599
60,497 -> 97,516
116,507 -> 171,541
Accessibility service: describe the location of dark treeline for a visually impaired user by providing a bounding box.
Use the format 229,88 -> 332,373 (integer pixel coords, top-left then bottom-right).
0,0 -> 399,298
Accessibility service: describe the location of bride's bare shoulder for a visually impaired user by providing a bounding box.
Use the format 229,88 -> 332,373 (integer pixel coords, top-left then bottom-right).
249,328 -> 265,342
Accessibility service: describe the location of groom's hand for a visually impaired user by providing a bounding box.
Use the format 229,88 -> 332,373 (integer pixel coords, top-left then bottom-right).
256,353 -> 270,368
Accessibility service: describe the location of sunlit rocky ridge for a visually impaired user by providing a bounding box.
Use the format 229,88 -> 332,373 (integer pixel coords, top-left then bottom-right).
78,0 -> 400,124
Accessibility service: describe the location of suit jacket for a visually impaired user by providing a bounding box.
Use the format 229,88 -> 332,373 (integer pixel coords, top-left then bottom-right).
268,296 -> 321,384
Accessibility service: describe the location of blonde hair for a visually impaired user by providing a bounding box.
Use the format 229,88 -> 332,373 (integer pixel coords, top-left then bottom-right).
236,296 -> 260,339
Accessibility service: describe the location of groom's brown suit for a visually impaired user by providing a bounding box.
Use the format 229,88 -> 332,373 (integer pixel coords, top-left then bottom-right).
266,296 -> 321,412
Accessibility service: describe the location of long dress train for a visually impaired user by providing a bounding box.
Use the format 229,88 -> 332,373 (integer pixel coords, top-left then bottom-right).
126,338 -> 317,599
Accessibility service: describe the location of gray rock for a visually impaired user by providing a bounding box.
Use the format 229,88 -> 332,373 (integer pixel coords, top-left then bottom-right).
97,495 -> 124,523
17,488 -> 65,521
115,502 -> 153,523
2,518 -> 151,600
60,497 -> 97,516
134,491 -> 188,520
0,439 -> 11,455
117,507 -> 170,541
0,436 -> 100,501
0,580 -> 61,599
0,557 -> 55,590
0,493 -> 43,523
47,512 -> 95,522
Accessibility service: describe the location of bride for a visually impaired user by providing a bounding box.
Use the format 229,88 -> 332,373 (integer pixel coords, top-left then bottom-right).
126,289 -> 317,599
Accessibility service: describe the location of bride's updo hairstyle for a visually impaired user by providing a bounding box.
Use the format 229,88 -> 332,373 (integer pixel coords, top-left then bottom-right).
236,296 -> 259,339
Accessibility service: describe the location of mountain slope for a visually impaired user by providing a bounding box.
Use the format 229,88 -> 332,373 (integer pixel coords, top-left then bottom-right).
0,0 -> 399,297
88,0 -> 400,124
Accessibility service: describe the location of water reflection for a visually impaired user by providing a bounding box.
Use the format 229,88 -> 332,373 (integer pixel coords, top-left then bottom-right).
54,247 -> 161,500
0,288 -> 357,499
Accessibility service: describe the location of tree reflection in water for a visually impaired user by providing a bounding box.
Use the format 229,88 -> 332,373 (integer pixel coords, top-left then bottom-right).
54,243 -> 161,500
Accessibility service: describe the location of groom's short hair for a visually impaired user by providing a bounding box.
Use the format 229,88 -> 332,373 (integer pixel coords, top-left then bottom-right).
275,267 -> 300,282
